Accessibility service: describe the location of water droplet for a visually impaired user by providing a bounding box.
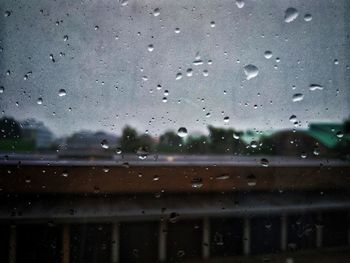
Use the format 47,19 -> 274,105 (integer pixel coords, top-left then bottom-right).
309,84 -> 324,91
94,25 -> 99,30
177,127 -> 188,137
58,89 -> 66,97
313,147 -> 320,156
250,141 -> 258,148
336,131 -> 344,138
162,97 -> 167,103
334,59 -> 339,65
4,11 -> 11,17
103,166 -> 110,173
210,21 -> 216,28
233,133 -> 240,140
153,175 -> 159,181
63,35 -> 68,41
243,64 -> 259,80
164,90 -> 169,96
202,69 -> 209,77
175,72 -> 183,80
37,98 -> 43,105
292,93 -> 304,102
264,50 -> 272,59
115,148 -> 122,154
247,174 -> 257,187
147,44 -> 154,52
177,250 -> 185,258
260,158 -> 269,167
223,116 -> 230,123
301,152 -> 307,159
120,0 -> 128,7
156,84 -> 162,90
191,178 -> 203,188
289,115 -> 297,123
61,171 -> 69,177
169,212 -> 180,223
101,139 -> 109,149
153,8 -> 160,17
137,148 -> 148,160
186,68 -> 193,77
0,86 -> 4,94
236,0 -> 245,8
284,7 -> 299,23
216,174 -> 230,180
304,14 -> 312,22
193,59 -> 204,66
174,28 -> 180,34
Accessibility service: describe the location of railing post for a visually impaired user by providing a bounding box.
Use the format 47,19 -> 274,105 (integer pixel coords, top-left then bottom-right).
111,223 -> 120,263
158,220 -> 167,262
202,217 -> 210,259
281,214 -> 288,251
62,224 -> 70,263
9,225 -> 16,263
316,213 -> 323,249
243,217 -> 251,255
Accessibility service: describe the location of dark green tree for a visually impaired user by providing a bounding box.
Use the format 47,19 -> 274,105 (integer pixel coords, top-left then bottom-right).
120,126 -> 140,153
0,117 -> 22,139
157,131 -> 184,153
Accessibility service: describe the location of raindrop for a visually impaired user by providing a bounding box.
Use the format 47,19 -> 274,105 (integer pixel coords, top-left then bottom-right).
153,8 -> 160,17
63,35 -> 68,41
243,64 -> 259,80
313,147 -> 320,156
334,59 -> 339,65
289,115 -> 297,122
37,98 -> 43,105
61,171 -> 69,177
177,127 -> 188,137
102,166 -> 110,173
169,212 -> 180,223
336,131 -> 344,138
223,116 -> 230,123
233,133 -> 240,140
236,0 -> 245,8
164,90 -> 169,96
304,14 -> 312,22
101,139 -> 109,149
260,158 -> 269,167
120,0 -> 128,7
284,7 -> 299,23
175,72 -> 183,80
193,59 -> 204,66
147,44 -> 154,52
137,148 -> 148,160
0,86 -> 4,94
247,174 -> 257,187
174,28 -> 180,34
309,84 -> 324,91
216,174 -> 230,180
177,250 -> 185,258
250,141 -> 258,148
115,148 -> 122,154
162,97 -> 167,103
58,89 -> 66,97
210,21 -> 216,28
202,69 -> 209,77
292,93 -> 304,102
264,51 -> 273,59
301,152 -> 307,159
186,68 -> 193,77
191,178 -> 203,188
4,11 -> 11,17
156,84 -> 162,90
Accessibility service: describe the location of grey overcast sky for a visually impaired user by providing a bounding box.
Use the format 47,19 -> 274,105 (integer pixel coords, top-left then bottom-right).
0,0 -> 349,137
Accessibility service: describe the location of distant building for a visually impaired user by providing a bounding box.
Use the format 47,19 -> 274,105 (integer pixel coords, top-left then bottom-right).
59,131 -> 119,158
21,119 -> 54,149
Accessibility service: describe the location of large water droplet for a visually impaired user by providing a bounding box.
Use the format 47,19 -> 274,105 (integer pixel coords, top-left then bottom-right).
37,98 -> 43,105
101,139 -> 109,149
309,84 -> 324,91
147,44 -> 154,52
244,64 -> 259,80
260,158 -> 269,167
304,14 -> 312,22
191,178 -> 203,188
0,86 -> 4,94
284,7 -> 299,23
223,116 -> 230,123
292,93 -> 304,102
175,73 -> 183,80
264,51 -> 273,59
153,8 -> 160,17
289,115 -> 297,122
236,0 -> 245,8
177,127 -> 188,137
58,89 -> 66,97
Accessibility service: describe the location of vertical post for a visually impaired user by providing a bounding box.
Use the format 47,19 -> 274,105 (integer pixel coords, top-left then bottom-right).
281,214 -> 288,251
316,213 -> 323,249
348,211 -> 350,245
62,224 -> 70,263
9,225 -> 16,263
158,220 -> 167,262
202,217 -> 210,259
111,223 -> 120,263
243,217 -> 251,255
